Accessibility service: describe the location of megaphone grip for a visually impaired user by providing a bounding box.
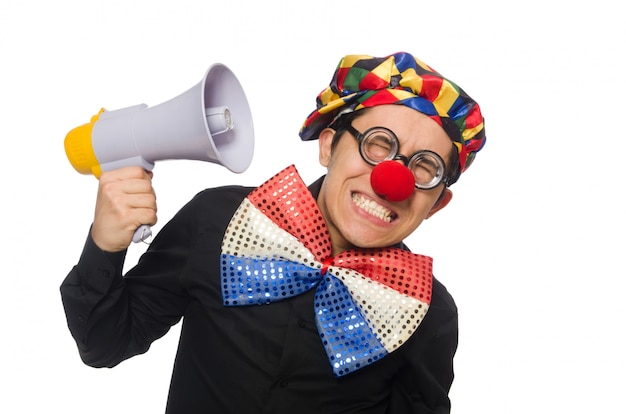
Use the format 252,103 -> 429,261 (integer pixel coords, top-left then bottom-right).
132,225 -> 152,243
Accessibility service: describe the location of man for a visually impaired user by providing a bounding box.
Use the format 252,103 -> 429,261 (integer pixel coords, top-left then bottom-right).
61,51 -> 486,413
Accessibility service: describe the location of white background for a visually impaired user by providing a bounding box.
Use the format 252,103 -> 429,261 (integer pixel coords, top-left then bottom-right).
1,1 -> 624,412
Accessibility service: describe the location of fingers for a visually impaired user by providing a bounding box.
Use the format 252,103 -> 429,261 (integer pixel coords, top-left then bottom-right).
91,166 -> 158,252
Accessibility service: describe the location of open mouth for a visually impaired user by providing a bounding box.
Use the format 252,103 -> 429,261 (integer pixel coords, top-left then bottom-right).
352,193 -> 396,223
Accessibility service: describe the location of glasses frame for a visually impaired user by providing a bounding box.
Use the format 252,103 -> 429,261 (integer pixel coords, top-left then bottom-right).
344,123 -> 450,190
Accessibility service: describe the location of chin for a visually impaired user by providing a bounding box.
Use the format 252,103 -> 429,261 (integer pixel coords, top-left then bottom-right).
349,234 -> 397,249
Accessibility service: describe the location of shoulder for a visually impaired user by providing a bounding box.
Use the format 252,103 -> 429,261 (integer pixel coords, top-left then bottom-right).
162,184 -> 256,238
398,242 -> 457,319
192,184 -> 256,202
183,184 -> 255,216
426,276 -> 458,333
431,277 -> 457,316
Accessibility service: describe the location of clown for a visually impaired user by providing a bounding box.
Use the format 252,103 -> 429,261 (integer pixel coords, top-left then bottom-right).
61,52 -> 486,413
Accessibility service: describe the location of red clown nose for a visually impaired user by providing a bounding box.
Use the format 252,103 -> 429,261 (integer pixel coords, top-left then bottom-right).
370,160 -> 415,202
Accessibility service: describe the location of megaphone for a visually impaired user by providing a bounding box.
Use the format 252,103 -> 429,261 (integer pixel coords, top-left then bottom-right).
64,63 -> 254,242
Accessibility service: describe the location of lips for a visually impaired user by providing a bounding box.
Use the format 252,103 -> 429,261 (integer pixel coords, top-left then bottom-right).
351,193 -> 396,223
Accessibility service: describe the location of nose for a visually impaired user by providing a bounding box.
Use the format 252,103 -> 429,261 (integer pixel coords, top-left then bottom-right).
370,160 -> 415,202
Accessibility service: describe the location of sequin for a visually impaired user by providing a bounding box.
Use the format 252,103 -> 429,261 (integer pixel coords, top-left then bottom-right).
220,165 -> 433,377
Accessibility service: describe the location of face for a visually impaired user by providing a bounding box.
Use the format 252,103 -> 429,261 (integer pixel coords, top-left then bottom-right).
317,104 -> 454,254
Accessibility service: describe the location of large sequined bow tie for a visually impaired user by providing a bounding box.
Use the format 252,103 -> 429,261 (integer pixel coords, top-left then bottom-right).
220,165 -> 433,377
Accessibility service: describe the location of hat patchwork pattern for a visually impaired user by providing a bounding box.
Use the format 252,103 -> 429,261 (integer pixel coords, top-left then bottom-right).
299,52 -> 486,172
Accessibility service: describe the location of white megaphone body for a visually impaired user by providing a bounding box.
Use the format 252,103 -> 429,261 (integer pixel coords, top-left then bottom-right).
64,63 -> 254,242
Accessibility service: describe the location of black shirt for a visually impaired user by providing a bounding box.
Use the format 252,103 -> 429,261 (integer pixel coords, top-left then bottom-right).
60,175 -> 458,413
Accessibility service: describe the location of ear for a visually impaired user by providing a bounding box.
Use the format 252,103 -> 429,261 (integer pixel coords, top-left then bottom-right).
318,128 -> 335,167
426,188 -> 453,219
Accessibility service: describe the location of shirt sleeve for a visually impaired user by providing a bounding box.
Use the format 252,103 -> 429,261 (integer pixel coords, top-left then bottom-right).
59,192 -> 202,368
388,278 -> 459,413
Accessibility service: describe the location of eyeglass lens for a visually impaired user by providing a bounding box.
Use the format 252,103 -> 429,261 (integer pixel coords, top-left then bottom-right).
359,127 -> 444,188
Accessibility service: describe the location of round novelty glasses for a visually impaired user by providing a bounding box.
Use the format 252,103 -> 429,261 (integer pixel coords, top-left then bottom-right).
344,123 -> 450,190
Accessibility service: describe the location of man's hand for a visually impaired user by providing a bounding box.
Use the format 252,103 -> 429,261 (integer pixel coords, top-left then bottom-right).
91,166 -> 157,252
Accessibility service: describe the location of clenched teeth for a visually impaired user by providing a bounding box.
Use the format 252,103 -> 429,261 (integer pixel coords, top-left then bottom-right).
352,193 -> 395,222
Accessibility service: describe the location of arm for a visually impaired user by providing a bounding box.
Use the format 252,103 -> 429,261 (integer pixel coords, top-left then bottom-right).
60,167 -> 191,367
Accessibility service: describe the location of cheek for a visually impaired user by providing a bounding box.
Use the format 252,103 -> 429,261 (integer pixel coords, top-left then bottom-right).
408,195 -> 440,223
328,146 -> 372,179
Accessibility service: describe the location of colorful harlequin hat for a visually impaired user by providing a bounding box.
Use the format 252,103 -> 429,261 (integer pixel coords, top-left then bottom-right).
299,52 -> 486,173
